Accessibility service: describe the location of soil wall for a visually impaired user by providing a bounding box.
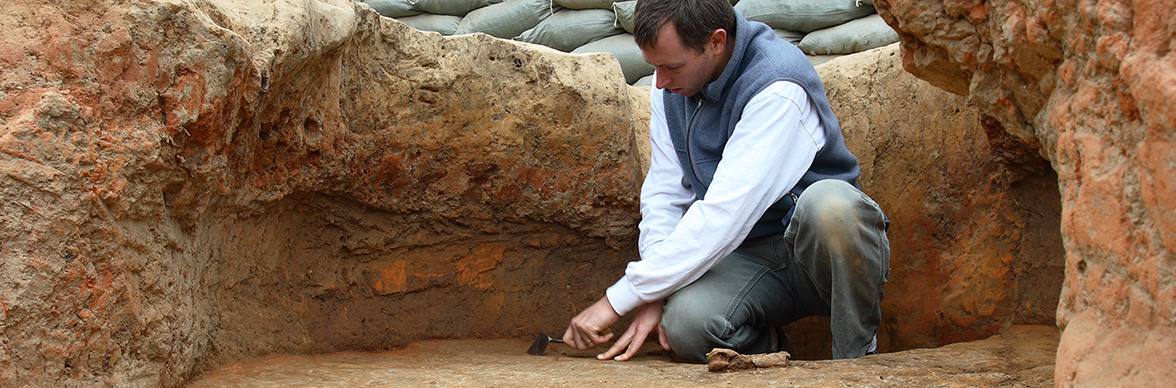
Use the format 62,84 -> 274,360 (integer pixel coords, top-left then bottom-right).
1,1 -> 641,385
876,0 -> 1176,384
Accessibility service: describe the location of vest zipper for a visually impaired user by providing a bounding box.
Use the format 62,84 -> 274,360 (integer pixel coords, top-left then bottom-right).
686,98 -> 704,193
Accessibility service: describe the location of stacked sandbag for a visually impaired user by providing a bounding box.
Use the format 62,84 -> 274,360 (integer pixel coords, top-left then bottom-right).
554,0 -> 618,9
515,8 -> 624,52
361,0 -> 503,18
415,0 -> 502,16
797,14 -> 897,55
397,14 -> 462,35
773,29 -> 805,45
356,0 -> 898,85
571,34 -> 654,84
634,74 -> 653,87
560,2 -> 652,83
734,0 -> 873,32
360,0 -> 421,18
613,1 -> 636,34
455,0 -> 558,39
554,0 -> 733,10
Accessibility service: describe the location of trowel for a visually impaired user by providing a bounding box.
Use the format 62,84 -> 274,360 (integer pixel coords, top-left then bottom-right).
526,333 -> 564,355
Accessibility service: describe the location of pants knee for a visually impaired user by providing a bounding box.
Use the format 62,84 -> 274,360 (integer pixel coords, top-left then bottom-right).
796,180 -> 861,222
794,180 -> 887,243
661,301 -> 728,363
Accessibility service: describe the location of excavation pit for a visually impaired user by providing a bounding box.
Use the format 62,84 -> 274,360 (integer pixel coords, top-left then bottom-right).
0,1 -> 1087,387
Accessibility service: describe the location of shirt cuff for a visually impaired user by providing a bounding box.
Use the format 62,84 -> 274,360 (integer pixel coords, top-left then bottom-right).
605,276 -> 643,316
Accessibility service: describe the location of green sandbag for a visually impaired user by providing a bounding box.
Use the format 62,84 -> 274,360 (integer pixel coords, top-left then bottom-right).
396,14 -> 463,36
456,0 -> 558,39
734,0 -> 874,32
515,9 -> 624,52
613,1 -> 636,34
773,29 -> 805,45
360,0 -> 421,18
572,34 -> 654,84
554,0 -> 617,9
796,14 -> 898,55
414,0 -> 503,17
633,74 -> 654,87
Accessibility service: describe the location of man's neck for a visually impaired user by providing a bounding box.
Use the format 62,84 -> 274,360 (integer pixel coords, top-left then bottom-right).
707,40 -> 737,87
705,43 -> 733,88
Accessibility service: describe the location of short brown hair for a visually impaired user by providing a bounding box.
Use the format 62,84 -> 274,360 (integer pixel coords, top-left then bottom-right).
634,0 -> 737,52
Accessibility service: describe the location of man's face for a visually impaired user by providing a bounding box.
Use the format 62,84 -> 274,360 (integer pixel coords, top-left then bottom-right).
640,22 -> 726,97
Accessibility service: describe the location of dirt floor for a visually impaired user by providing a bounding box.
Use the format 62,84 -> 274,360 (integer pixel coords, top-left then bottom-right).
187,325 -> 1058,387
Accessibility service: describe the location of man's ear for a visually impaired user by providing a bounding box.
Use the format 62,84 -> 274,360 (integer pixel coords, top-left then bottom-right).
709,29 -> 727,53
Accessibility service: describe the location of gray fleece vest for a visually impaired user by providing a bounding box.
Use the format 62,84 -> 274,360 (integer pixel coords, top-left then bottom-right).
663,12 -> 861,240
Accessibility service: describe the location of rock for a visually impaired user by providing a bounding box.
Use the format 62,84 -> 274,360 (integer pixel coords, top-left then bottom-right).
0,0 -> 643,386
874,0 -> 1176,385
706,348 -> 791,371
627,85 -> 651,173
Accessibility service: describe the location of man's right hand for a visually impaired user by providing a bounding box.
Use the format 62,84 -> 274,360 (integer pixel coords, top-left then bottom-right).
564,296 -> 621,350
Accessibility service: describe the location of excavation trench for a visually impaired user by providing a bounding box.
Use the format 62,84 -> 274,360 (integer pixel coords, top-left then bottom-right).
0,2 -> 1069,386
178,38 -> 1066,384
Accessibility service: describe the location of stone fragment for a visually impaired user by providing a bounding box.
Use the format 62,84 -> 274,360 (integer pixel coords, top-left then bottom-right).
706,348 -> 791,372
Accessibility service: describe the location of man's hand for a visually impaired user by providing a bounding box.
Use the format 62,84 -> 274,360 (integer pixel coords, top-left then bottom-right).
597,301 -> 670,361
564,296 -> 621,350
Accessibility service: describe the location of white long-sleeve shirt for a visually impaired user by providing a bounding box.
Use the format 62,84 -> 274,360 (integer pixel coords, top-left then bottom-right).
605,79 -> 826,316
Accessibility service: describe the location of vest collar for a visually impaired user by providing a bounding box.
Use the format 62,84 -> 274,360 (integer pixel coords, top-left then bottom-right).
699,10 -> 753,102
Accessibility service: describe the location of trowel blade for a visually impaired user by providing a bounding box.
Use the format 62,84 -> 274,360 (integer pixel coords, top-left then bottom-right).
527,333 -> 562,356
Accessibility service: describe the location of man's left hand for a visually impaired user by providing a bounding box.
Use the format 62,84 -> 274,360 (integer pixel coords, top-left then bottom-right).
597,301 -> 669,361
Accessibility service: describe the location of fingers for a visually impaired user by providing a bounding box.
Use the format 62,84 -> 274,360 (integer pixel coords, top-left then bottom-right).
564,322 -> 613,350
598,327 -> 636,360
564,326 -> 584,350
657,324 -> 671,351
596,301 -> 665,361
563,323 -> 590,350
614,330 -> 645,361
599,324 -> 654,361
568,326 -> 592,350
590,328 -> 614,348
564,296 -> 623,350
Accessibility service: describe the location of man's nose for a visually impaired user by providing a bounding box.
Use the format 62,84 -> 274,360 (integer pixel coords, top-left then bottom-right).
655,72 -> 671,89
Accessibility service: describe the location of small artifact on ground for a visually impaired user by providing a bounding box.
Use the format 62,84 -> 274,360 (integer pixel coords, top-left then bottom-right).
705,348 -> 791,372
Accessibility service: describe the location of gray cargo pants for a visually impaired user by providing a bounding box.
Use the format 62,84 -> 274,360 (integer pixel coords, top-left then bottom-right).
661,179 -> 891,361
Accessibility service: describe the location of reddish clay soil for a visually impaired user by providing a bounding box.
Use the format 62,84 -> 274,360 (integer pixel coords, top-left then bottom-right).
188,325 -> 1058,387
